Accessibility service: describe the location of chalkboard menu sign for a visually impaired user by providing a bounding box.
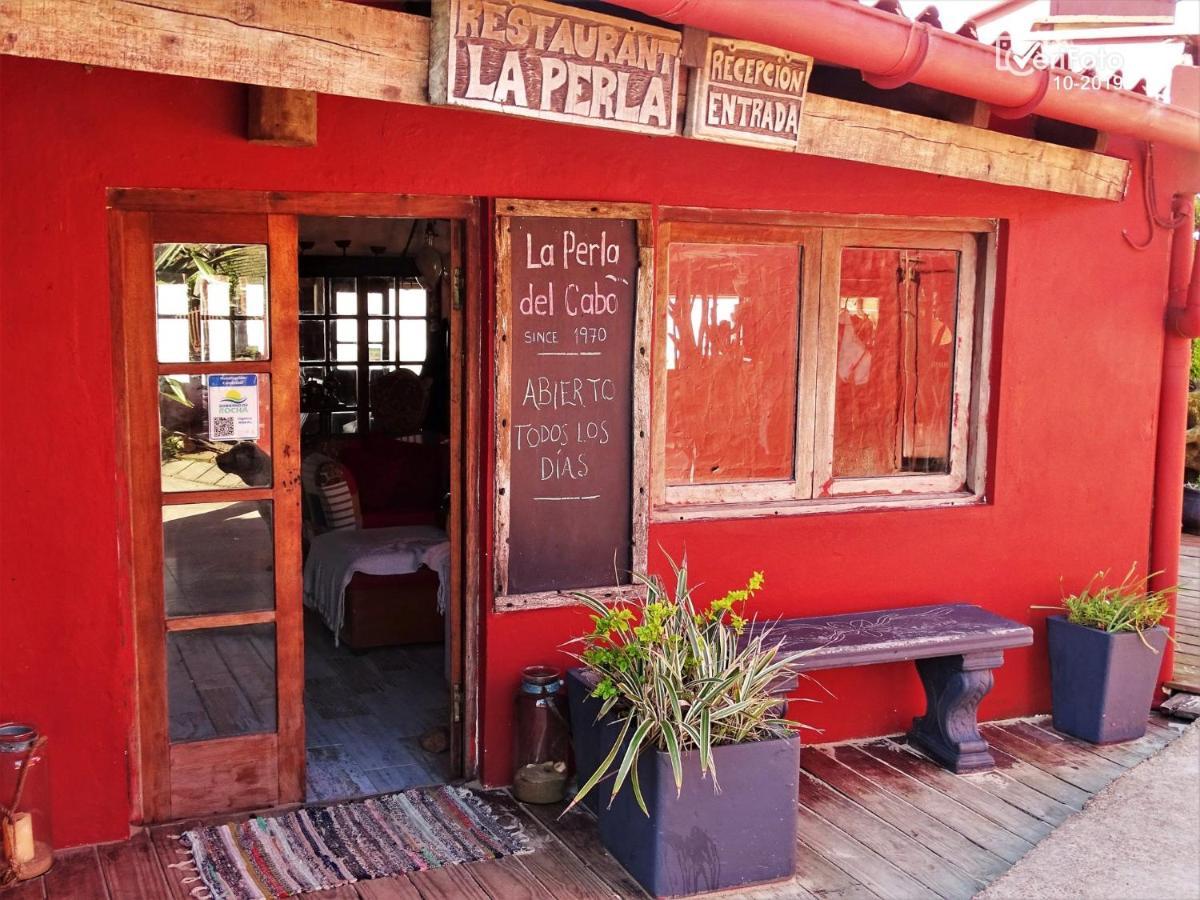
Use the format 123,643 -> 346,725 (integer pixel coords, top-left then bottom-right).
495,203 -> 650,607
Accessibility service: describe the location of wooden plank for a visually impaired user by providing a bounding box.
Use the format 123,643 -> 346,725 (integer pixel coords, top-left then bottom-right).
983,725 -> 1123,794
794,805 -> 938,900
165,610 -> 275,632
406,865 -> 491,900
169,734 -> 279,818
973,734 -> 1091,808
798,770 -> 983,898
1161,691 -> 1200,720
4,6 -> 1128,200
477,792 -> 617,900
0,879 -> 45,900
828,744 -> 1036,864
147,829 -> 195,900
247,87 -> 317,146
799,94 -> 1128,201
0,0 -> 427,104
355,876 -> 424,900
801,749 -> 1009,882
792,841 -> 880,900
96,831 -> 172,900
518,801 -> 649,898
267,211 -> 306,806
861,741 -> 1055,839
41,846 -> 108,900
658,208 -> 995,234
111,209 -> 171,823
460,857 -> 557,900
1010,720 -> 1160,769
111,190 -> 478,219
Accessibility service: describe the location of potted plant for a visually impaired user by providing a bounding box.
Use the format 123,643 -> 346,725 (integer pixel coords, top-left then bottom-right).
1184,481 -> 1200,534
564,562 -> 811,898
1041,566 -> 1173,744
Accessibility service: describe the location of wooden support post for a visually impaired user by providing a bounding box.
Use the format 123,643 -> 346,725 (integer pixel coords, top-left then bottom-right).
247,87 -> 317,147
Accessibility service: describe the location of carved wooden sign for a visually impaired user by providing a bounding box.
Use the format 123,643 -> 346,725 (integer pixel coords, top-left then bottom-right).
684,37 -> 813,150
429,0 -> 681,135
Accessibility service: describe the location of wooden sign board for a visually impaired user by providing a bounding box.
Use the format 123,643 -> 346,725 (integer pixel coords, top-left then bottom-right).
494,200 -> 650,610
429,0 -> 681,136
685,37 -> 813,150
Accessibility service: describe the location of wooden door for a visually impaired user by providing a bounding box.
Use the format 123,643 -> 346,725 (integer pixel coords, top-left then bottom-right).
113,210 -> 303,821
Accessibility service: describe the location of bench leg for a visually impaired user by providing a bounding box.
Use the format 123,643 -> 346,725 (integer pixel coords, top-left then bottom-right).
907,651 -> 1003,773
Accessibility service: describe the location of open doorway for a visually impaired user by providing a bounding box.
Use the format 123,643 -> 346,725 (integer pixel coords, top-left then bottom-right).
296,216 -> 458,803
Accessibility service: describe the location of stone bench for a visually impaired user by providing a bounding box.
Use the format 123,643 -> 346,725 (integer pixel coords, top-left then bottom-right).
754,603 -> 1033,772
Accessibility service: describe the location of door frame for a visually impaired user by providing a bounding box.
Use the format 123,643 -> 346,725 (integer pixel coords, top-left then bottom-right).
109,189 -> 484,824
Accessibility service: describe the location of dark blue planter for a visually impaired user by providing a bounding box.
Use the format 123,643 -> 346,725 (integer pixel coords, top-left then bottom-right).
1046,616 -> 1168,744
566,668 -> 800,897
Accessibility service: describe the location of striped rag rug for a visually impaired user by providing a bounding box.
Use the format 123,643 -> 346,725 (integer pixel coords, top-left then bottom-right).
176,785 -> 531,899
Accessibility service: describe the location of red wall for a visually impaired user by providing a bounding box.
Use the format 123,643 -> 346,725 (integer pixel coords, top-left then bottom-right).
0,56 -> 1179,847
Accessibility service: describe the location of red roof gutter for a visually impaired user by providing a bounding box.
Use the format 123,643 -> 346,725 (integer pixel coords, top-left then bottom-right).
609,0 -> 1200,151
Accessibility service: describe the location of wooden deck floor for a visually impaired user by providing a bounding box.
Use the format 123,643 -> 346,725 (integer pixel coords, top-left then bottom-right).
3,713 -> 1190,900
1169,534 -> 1200,693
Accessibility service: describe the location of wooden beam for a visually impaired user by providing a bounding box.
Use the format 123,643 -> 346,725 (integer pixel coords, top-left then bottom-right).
0,0 -> 428,105
247,86 -> 317,146
800,94 -> 1129,201
1,0 -> 1130,200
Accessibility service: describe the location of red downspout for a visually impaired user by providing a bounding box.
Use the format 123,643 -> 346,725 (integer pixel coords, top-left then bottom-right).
1152,199 -> 1199,692
610,0 -> 1200,152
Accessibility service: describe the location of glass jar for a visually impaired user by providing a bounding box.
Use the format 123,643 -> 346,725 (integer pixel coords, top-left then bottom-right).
514,666 -> 570,769
0,723 -> 53,883
513,667 -> 571,804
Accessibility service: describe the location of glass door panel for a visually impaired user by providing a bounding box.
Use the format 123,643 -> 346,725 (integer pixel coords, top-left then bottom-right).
159,373 -> 273,492
167,624 -> 278,743
163,501 -> 275,617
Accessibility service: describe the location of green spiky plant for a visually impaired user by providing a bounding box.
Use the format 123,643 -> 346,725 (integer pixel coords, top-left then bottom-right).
565,560 -> 814,816
1037,564 -> 1175,651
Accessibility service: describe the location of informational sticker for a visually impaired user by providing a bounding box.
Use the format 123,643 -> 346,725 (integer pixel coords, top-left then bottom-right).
207,374 -> 260,441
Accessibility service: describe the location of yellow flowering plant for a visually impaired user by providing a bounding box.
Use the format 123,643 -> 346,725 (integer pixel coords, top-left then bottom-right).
565,557 -> 812,815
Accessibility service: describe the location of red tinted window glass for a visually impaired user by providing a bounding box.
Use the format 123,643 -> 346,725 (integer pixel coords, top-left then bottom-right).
665,243 -> 801,484
834,247 -> 959,477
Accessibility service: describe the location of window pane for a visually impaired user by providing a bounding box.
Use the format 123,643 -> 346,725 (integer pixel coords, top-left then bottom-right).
335,319 -> 358,342
665,243 -> 801,485
154,243 -> 269,362
168,623 -> 276,743
330,367 -> 358,405
332,277 -> 357,315
299,276 -> 324,315
300,321 -> 326,362
331,411 -> 358,434
163,501 -> 274,617
397,286 -> 426,317
364,277 -> 395,315
834,247 -> 959,477
159,373 -> 272,493
397,319 -> 427,362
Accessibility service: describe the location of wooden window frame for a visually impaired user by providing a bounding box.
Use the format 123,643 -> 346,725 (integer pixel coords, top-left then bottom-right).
814,228 -> 979,498
652,209 -> 997,522
652,221 -> 821,508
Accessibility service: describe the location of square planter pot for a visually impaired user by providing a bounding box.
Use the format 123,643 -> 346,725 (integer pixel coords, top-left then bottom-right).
1046,616 -> 1168,744
566,668 -> 800,898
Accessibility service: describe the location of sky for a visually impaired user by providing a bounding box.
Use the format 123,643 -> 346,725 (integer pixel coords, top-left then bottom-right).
876,0 -> 1199,100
